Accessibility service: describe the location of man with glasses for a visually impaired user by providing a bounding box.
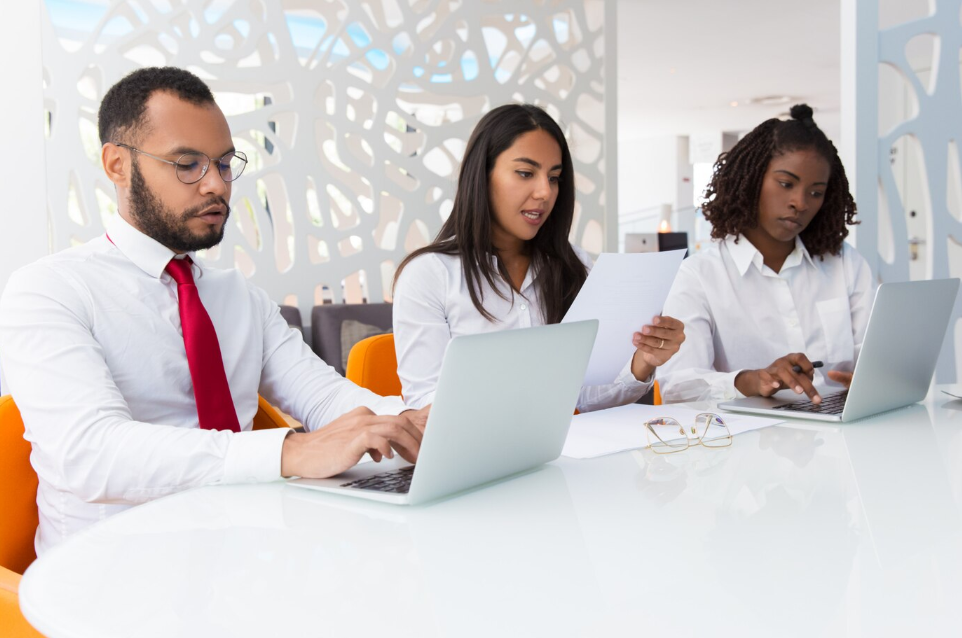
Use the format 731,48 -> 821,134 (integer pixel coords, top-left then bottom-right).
0,67 -> 426,555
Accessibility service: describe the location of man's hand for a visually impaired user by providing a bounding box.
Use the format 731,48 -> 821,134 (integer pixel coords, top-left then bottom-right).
735,353 -> 822,403
370,404 -> 431,462
399,404 -> 430,435
280,406 -> 424,478
630,315 -> 686,381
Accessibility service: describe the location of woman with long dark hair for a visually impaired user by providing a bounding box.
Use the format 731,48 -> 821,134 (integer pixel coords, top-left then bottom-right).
392,104 -> 685,411
658,104 -> 875,404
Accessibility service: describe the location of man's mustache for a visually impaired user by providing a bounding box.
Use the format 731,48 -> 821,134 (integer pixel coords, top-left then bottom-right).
183,197 -> 230,219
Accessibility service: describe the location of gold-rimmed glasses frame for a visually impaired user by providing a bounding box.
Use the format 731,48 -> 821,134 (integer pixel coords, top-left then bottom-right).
644,412 -> 733,454
112,142 -> 248,184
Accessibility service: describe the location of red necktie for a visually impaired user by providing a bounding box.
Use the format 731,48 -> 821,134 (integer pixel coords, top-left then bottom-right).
165,257 -> 240,432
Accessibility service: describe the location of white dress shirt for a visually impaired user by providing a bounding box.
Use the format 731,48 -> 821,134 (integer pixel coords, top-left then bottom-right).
392,245 -> 652,411
658,234 -> 876,403
0,215 -> 405,554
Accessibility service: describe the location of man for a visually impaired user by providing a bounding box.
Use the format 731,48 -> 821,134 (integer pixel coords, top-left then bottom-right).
0,67 -> 426,554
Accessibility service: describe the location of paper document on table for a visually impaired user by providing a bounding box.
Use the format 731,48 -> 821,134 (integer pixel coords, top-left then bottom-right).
561,403 -> 784,459
562,251 -> 686,385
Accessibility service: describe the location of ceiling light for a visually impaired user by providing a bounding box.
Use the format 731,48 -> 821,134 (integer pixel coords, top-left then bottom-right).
730,101 -> 739,107
747,95 -> 796,106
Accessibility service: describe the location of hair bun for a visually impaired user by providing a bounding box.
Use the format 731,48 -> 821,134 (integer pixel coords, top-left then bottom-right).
790,103 -> 814,122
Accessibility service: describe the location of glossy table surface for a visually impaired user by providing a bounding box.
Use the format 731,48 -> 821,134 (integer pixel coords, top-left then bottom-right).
20,387 -> 962,637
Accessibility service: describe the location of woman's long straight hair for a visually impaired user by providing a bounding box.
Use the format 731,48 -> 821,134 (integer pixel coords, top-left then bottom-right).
394,104 -> 587,324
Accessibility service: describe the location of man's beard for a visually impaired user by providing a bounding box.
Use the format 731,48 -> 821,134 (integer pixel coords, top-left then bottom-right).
127,159 -> 230,252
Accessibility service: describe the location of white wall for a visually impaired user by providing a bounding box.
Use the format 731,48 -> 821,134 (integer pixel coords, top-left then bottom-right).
0,6 -> 47,291
618,135 -> 686,216
0,3 -> 47,392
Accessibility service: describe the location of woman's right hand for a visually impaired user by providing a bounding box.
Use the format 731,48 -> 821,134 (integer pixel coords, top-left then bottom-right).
734,353 -> 822,403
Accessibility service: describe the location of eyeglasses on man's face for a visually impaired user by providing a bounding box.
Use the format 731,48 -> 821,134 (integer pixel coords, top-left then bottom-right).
112,142 -> 248,184
645,412 -> 733,454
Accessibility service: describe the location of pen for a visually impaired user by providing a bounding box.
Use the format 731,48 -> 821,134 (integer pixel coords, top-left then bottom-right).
792,360 -> 823,374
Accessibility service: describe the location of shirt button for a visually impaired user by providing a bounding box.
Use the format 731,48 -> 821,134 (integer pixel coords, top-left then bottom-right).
520,304 -> 527,311
788,318 -> 798,327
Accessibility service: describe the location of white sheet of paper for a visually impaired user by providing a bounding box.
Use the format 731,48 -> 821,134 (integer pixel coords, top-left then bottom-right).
562,250 -> 686,385
561,403 -> 784,459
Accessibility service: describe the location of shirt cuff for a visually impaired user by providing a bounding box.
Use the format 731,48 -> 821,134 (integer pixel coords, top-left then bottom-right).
369,395 -> 409,416
223,428 -> 291,484
615,358 -> 654,392
403,391 -> 435,410
720,370 -> 745,401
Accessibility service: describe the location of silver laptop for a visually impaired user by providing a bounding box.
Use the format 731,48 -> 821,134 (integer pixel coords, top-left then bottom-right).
718,278 -> 960,422
288,320 -> 598,504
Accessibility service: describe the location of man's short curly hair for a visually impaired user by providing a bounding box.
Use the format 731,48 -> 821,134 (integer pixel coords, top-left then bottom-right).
97,67 -> 215,145
700,104 -> 858,257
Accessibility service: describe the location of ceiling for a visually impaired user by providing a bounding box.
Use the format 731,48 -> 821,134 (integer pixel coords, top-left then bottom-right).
616,0 -> 934,142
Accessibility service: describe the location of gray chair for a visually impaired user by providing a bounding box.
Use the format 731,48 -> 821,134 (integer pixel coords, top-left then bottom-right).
279,305 -> 303,330
278,305 -> 306,341
311,303 -> 393,376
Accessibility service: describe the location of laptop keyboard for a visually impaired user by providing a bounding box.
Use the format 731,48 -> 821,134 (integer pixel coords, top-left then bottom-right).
340,465 -> 415,493
773,390 -> 848,415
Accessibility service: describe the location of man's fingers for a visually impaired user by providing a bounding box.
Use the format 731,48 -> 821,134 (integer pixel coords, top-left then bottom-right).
354,414 -> 424,445
369,422 -> 421,462
344,406 -> 376,418
391,439 -> 420,465
392,414 -> 425,445
360,432 -> 394,461
403,406 -> 431,433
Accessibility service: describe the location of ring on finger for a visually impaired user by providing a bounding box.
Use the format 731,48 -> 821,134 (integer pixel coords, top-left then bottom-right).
658,338 -> 665,349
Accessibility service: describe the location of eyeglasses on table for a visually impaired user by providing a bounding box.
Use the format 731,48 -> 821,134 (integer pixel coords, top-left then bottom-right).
644,412 -> 733,454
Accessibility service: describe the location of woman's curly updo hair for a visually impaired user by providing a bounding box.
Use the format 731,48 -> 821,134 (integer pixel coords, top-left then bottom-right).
700,103 -> 858,257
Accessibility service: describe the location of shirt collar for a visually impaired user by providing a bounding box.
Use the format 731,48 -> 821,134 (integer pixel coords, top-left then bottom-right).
724,233 -> 815,276
724,234 -> 762,276
780,236 -> 816,271
106,214 -> 199,279
794,236 -> 816,268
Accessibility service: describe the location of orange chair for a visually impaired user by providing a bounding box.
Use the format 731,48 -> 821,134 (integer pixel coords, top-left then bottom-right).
0,566 -> 41,638
0,393 -> 287,638
0,396 -> 38,577
252,395 -> 291,430
345,333 -> 402,397
0,395 -> 43,637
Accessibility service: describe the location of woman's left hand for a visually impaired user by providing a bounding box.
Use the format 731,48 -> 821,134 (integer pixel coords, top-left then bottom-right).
630,315 -> 685,381
826,370 -> 853,389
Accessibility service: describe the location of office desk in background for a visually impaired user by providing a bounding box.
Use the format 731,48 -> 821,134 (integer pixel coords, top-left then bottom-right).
19,388 -> 962,638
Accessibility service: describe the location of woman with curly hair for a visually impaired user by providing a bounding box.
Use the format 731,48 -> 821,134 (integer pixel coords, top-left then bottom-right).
658,104 -> 875,404
392,104 -> 686,411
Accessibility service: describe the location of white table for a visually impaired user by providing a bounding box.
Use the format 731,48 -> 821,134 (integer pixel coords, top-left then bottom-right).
19,389 -> 962,637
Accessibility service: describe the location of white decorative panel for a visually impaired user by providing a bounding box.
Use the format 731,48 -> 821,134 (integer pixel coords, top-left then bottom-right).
40,0 -> 611,327
869,0 -> 962,381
